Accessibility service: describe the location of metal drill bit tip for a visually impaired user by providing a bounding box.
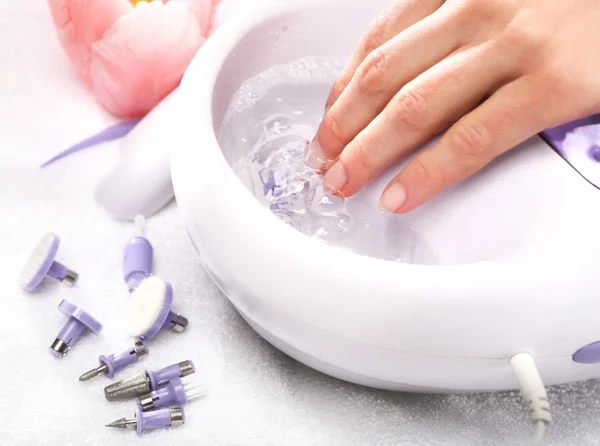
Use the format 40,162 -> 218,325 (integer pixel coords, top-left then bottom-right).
106,417 -> 127,429
133,341 -> 148,358
79,369 -> 98,382
180,360 -> 195,377
171,315 -> 188,333
105,417 -> 136,429
104,371 -> 150,401
79,363 -> 109,382
50,339 -> 69,357
62,269 -> 78,286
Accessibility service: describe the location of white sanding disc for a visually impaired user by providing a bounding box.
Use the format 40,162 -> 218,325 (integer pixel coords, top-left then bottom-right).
20,233 -> 59,290
127,276 -> 168,337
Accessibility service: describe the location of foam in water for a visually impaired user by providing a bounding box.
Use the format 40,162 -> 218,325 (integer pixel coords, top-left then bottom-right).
219,57 -> 437,264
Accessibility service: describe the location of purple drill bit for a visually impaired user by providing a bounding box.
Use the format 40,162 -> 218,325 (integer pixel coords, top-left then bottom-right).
106,407 -> 185,434
20,233 -> 78,292
127,276 -> 188,342
123,215 -> 153,291
262,170 -> 277,196
104,360 -> 195,401
79,341 -> 148,381
137,376 -> 205,412
50,300 -> 102,357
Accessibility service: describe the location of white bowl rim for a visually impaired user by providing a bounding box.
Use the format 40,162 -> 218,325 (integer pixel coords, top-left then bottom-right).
171,0 -> 496,288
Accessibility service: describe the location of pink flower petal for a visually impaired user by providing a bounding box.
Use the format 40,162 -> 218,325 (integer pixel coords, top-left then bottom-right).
47,0 -> 132,85
89,1 -> 204,117
186,0 -> 222,37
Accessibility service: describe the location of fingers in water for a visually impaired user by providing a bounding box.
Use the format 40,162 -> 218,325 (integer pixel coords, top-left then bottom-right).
316,9 -> 463,168
381,75 -> 557,213
324,0 -> 446,110
328,41 -> 516,199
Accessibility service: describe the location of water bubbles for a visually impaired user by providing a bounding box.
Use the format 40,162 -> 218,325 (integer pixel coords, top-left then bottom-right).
313,227 -> 328,240
223,56 -> 438,265
306,183 -> 345,217
288,60 -> 313,78
255,135 -> 306,165
264,115 -> 290,134
281,144 -> 305,161
296,61 -> 307,72
336,214 -> 353,231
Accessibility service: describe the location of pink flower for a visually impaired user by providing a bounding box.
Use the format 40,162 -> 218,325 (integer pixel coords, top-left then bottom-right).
48,0 -> 219,118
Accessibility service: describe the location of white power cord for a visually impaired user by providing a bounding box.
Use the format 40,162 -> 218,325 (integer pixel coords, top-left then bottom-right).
532,420 -> 546,444
509,352 -> 552,445
134,214 -> 146,237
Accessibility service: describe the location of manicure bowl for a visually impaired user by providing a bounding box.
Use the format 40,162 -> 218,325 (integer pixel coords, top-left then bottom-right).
171,0 -> 600,391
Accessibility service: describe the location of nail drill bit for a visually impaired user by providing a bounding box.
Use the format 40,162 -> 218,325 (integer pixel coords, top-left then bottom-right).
106,407 -> 185,434
123,215 -> 153,291
137,376 -> 206,412
104,360 -> 195,401
20,233 -> 78,291
127,276 -> 188,342
79,341 -> 148,381
50,300 -> 102,358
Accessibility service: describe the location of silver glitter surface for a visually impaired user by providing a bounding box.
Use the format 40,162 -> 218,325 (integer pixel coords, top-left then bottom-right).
104,371 -> 151,401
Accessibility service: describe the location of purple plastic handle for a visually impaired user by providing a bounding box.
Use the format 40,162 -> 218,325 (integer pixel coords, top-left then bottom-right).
148,363 -> 186,390
136,407 -> 182,434
123,236 -> 153,291
53,318 -> 86,357
51,300 -> 102,357
58,300 -> 103,333
100,346 -> 143,379
138,377 -> 187,410
29,259 -> 72,290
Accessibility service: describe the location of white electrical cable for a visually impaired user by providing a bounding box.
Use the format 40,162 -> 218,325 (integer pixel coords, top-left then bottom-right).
532,421 -> 546,444
509,352 -> 552,445
134,214 -> 146,237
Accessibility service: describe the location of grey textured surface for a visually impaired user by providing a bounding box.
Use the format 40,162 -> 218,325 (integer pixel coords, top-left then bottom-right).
104,371 -> 152,401
2,1 -> 600,445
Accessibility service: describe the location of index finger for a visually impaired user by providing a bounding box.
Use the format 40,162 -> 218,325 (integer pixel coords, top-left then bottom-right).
380,75 -> 566,213
324,0 -> 446,110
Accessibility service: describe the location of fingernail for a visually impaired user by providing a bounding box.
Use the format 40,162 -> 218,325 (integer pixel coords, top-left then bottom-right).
306,138 -> 334,171
323,161 -> 348,194
380,183 -> 407,213
306,138 -> 324,168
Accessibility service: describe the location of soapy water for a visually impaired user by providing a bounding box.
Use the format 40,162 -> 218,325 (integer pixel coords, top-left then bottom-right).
219,57 -> 438,264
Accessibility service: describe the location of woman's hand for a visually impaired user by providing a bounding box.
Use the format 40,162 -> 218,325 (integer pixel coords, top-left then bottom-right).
307,0 -> 600,213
